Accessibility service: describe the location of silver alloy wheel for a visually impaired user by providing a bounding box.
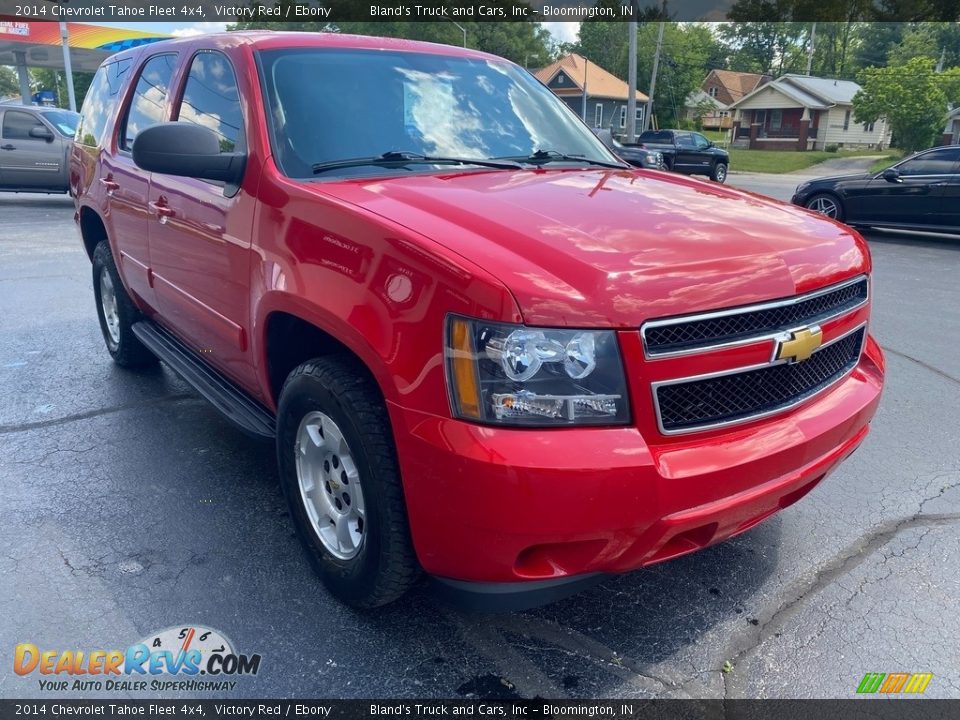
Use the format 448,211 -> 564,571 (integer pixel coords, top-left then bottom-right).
294,410 -> 365,560
807,195 -> 839,218
99,269 -> 121,346
714,163 -> 727,182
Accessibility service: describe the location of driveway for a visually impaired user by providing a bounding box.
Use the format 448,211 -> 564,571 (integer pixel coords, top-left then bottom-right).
1,192 -> 958,700
728,156 -> 887,203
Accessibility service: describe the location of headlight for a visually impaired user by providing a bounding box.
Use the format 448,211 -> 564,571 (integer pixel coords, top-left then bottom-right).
445,316 -> 630,426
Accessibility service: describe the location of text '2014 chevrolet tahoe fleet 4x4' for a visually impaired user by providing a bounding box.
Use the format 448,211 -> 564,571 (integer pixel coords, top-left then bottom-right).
71,33 -> 884,610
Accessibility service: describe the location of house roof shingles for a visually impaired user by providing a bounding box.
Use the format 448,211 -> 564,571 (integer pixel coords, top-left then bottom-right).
703,69 -> 768,105
535,54 -> 648,102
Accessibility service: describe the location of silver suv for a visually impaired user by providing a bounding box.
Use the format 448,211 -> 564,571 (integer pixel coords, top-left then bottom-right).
0,104 -> 79,193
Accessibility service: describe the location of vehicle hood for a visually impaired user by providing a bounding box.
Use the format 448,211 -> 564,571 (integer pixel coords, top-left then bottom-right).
801,172 -> 872,186
315,168 -> 870,327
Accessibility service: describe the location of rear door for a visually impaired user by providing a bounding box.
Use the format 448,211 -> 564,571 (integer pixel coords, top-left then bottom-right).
147,49 -> 258,390
102,52 -> 178,310
0,109 -> 62,190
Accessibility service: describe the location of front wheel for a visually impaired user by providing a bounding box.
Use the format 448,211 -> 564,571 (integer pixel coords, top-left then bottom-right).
276,357 -> 420,608
805,193 -> 844,220
711,162 -> 728,183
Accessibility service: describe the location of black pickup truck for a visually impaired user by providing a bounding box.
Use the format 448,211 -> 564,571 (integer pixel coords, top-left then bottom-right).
631,129 -> 730,183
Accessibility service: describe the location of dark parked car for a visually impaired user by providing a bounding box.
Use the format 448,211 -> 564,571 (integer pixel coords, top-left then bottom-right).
0,105 -> 79,193
592,128 -> 664,170
792,146 -> 960,233
632,129 -> 729,182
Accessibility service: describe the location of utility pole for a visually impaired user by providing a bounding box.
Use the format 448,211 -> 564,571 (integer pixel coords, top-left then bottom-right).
582,57 -> 588,122
626,17 -> 638,142
60,22 -> 76,111
644,22 -> 664,132
805,22 -> 816,76
936,47 -> 946,73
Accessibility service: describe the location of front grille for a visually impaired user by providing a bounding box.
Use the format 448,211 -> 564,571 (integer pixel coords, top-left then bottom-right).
655,327 -> 865,433
643,277 -> 868,356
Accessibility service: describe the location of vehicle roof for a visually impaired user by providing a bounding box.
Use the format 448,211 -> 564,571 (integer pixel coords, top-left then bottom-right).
107,30 -> 507,65
0,104 -> 78,116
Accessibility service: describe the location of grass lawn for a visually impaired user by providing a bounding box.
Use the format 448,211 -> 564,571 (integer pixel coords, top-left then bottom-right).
729,147 -> 904,174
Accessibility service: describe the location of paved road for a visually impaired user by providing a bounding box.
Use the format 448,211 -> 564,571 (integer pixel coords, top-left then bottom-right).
2,191 -> 958,700
728,155 -> 887,203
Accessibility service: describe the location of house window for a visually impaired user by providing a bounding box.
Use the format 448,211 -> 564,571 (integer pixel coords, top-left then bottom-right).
771,109 -> 782,130
843,110 -> 851,131
594,103 -> 603,128
619,106 -> 626,128
708,86 -> 718,98
865,121 -> 875,132
557,74 -> 564,84
635,107 -> 643,127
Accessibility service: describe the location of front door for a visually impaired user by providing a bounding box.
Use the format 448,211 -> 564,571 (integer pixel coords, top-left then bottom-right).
856,147 -> 960,227
0,109 -> 62,189
146,50 -> 258,392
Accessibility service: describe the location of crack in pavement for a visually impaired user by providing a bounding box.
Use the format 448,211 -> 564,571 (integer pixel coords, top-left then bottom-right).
720,511 -> 960,699
0,393 -> 197,435
881,345 -> 960,386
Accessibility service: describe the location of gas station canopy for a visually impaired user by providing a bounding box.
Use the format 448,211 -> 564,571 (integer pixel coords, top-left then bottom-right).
1,19 -> 169,72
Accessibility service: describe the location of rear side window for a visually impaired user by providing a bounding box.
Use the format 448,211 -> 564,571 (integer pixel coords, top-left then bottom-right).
177,51 -> 244,153
76,59 -> 131,148
638,130 -> 673,143
2,110 -> 44,140
121,54 -> 177,151
897,148 -> 960,177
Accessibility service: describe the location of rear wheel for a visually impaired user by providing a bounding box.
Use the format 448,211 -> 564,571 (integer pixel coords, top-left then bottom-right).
805,193 -> 844,220
277,357 -> 419,607
711,162 -> 728,183
91,241 -> 156,368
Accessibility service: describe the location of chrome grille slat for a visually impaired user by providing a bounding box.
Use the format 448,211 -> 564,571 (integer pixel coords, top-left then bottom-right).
642,276 -> 869,357
654,327 -> 865,434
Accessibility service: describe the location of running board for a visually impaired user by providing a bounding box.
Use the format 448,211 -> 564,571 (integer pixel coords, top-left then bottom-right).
132,320 -> 276,439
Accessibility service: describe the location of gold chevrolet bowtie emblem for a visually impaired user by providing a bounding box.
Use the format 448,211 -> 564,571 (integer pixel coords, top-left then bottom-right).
775,326 -> 823,363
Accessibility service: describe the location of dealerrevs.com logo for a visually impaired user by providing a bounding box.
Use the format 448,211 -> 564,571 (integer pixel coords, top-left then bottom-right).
14,625 -> 262,693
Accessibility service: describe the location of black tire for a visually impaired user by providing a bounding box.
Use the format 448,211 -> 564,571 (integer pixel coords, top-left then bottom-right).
91,241 -> 157,368
804,192 -> 845,221
277,357 -> 419,608
711,162 -> 728,183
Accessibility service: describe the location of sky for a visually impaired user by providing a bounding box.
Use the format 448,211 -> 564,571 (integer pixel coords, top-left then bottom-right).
98,21 -> 581,45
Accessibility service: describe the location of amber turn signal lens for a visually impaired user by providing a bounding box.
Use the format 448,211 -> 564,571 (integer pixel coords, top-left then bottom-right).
448,317 -> 481,420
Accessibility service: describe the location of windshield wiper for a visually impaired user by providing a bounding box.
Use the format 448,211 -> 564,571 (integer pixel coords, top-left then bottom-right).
496,149 -> 628,169
312,151 -> 522,175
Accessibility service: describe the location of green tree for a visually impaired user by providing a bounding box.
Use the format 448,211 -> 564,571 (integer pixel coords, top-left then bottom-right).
0,66 -> 19,98
854,56 -> 960,151
27,67 -> 93,109
578,22 -> 725,128
232,2 -> 555,67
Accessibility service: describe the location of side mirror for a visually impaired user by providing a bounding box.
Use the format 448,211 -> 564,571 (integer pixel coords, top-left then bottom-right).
132,123 -> 245,185
29,125 -> 54,142
595,128 -> 614,149
881,167 -> 902,183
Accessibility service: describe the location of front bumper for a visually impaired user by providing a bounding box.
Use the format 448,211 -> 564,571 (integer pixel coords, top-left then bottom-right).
390,334 -> 884,591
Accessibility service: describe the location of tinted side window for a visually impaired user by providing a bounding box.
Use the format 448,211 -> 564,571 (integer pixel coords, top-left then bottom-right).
177,51 -> 244,152
693,133 -> 710,149
898,148 -> 960,176
676,133 -> 696,149
121,54 -> 177,150
2,110 -> 44,140
76,60 -> 130,147
638,130 -> 673,143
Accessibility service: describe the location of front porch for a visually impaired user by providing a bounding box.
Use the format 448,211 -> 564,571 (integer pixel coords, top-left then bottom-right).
732,108 -> 820,151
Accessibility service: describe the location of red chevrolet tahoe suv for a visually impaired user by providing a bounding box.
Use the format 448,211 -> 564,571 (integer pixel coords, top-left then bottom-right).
70,32 -> 884,610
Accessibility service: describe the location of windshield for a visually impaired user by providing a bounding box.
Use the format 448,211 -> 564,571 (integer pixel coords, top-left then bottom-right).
42,110 -> 79,137
258,48 -> 620,179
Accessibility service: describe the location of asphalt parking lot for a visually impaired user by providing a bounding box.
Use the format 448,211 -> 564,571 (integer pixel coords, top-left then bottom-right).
2,182 -> 959,700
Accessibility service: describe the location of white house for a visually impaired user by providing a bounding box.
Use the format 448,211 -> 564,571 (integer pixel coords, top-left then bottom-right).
728,74 -> 892,151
